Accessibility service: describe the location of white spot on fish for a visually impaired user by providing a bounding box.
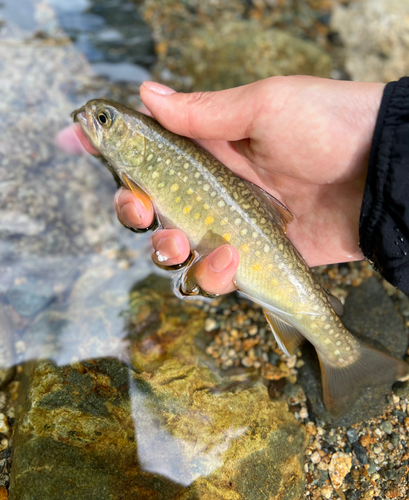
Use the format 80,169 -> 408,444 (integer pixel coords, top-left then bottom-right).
218,200 -> 226,208
235,218 -> 242,225
152,171 -> 159,179
336,341 -> 342,346
264,245 -> 270,253
203,184 -> 210,191
183,162 -> 189,169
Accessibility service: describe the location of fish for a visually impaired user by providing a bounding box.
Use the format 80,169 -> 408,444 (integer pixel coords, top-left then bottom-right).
73,99 -> 409,416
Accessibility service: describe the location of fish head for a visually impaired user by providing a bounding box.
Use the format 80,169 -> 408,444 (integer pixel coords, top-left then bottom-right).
72,99 -> 146,171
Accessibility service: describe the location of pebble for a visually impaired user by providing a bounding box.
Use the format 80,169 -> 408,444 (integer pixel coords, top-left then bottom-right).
346,428 -> 358,444
204,317 -> 218,332
0,415 -> 9,437
328,452 -> 352,489
380,421 -> 393,434
0,395 -> 5,413
310,451 -> 321,464
0,486 -> 7,500
352,442 -> 368,465
320,484 -> 333,499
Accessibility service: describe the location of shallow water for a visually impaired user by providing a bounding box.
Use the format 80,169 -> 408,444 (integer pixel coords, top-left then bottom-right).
0,0 -> 154,82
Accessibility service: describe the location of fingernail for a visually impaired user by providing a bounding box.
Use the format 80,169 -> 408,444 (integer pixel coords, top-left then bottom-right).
142,82 -> 176,96
119,202 -> 142,227
209,246 -> 233,273
155,236 -> 180,263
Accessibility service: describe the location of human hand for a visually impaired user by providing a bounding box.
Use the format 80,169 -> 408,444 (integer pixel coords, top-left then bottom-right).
59,76 -> 384,295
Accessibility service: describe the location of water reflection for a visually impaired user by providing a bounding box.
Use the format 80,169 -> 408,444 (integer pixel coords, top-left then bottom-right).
130,376 -> 248,486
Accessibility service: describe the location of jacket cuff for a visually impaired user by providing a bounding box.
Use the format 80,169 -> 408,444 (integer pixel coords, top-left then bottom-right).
359,76 -> 409,295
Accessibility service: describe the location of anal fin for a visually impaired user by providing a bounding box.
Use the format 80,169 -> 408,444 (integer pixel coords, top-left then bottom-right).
263,309 -> 304,357
318,344 -> 409,417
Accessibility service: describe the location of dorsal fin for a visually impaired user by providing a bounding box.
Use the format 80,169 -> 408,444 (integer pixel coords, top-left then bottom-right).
242,179 -> 294,229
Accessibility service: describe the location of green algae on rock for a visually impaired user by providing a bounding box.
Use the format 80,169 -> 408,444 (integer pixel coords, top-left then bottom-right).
10,275 -> 305,500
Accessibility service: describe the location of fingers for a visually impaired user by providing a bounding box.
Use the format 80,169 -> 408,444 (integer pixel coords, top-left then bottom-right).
55,125 -> 87,155
151,229 -> 191,266
116,187 -> 238,294
190,245 -> 239,296
140,81 -> 266,141
55,124 -> 100,156
115,187 -> 155,229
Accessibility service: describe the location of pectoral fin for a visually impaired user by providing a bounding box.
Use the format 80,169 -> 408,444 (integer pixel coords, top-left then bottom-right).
122,174 -> 152,211
318,344 -> 409,417
263,309 -> 304,356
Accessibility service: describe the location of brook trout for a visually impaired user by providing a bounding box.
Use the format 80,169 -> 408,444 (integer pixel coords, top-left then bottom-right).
73,99 -> 409,416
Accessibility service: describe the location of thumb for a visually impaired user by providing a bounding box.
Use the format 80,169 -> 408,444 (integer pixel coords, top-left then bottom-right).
140,81 -> 264,141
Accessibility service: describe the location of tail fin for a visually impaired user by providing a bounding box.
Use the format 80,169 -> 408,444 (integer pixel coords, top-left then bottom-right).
318,344 -> 409,417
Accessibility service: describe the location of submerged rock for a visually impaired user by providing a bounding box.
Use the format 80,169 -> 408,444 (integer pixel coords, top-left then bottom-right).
298,277 -> 408,426
156,21 -> 332,91
139,0 -> 331,91
10,275 -> 305,500
331,0 -> 409,82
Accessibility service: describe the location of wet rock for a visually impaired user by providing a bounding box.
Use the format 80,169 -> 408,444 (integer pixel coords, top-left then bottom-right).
346,428 -> 358,444
154,20 -> 331,91
352,442 -> 368,466
328,452 -> 351,489
10,276 -> 305,500
331,0 -> 409,82
0,305 -> 15,390
298,278 -> 408,425
138,0 -> 331,91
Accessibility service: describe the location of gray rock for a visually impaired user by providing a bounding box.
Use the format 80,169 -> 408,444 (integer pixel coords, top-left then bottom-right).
298,277 -> 408,426
331,0 -> 409,82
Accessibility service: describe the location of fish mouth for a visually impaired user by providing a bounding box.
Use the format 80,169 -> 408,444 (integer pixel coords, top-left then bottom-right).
72,106 -> 90,132
71,104 -> 100,155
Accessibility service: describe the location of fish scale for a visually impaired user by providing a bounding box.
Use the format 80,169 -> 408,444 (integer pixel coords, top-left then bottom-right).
73,99 -> 409,417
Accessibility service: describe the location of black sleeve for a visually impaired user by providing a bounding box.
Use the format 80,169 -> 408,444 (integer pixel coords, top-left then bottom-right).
359,76 -> 409,295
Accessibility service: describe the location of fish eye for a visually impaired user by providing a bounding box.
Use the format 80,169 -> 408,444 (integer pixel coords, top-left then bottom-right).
97,109 -> 112,127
